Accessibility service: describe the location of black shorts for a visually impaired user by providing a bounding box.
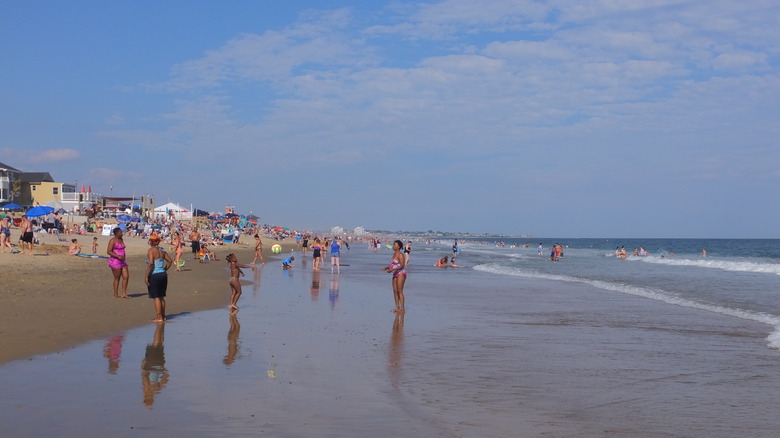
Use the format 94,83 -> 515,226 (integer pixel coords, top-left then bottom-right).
147,273 -> 168,299
21,231 -> 34,243
191,240 -> 200,253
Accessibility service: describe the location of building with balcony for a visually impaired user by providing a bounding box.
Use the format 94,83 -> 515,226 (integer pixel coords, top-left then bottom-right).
0,162 -> 23,203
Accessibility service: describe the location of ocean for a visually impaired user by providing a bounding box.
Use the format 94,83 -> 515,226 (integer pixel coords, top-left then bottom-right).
2,238 -> 780,437
459,238 -> 780,349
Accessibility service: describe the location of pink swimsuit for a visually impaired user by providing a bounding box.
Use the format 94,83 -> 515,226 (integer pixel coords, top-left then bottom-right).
390,256 -> 406,278
108,241 -> 128,269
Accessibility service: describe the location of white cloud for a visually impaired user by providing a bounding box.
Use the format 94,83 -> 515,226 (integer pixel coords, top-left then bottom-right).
712,50 -> 769,71
0,148 -> 80,165
160,8 -> 374,92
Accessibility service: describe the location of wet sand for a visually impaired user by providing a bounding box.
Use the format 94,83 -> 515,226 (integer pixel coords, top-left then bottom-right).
2,243 -> 780,437
0,232 -> 292,364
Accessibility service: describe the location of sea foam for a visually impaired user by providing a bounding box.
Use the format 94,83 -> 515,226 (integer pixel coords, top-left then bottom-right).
474,262 -> 780,349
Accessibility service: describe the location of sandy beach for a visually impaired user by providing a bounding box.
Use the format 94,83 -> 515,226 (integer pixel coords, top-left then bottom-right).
0,231 -> 292,364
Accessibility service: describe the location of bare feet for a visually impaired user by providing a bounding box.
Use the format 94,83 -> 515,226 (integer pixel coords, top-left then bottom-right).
228,304 -> 238,310
150,318 -> 165,323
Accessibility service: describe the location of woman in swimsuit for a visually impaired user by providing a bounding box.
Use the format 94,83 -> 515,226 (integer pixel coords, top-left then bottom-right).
404,241 -> 412,266
434,256 -> 448,267
107,227 -> 130,298
311,238 -> 323,271
0,216 -> 12,252
145,234 -> 172,322
382,240 -> 407,313
172,232 -> 183,271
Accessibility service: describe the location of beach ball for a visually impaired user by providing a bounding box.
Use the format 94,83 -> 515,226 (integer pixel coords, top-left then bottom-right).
271,244 -> 282,254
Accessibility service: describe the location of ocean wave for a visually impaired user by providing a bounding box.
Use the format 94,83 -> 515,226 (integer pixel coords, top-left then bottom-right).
639,256 -> 780,275
474,263 -> 780,349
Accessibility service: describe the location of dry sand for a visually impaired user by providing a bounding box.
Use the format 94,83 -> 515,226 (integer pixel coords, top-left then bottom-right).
0,231 -> 294,364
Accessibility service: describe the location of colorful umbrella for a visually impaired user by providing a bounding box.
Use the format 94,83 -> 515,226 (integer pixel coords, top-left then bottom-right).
1,203 -> 21,210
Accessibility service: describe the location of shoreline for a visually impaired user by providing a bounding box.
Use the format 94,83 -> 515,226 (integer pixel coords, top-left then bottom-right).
0,233 -> 296,365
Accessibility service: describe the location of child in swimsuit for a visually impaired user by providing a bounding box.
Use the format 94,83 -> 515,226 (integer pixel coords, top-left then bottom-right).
68,238 -> 82,254
226,253 -> 255,310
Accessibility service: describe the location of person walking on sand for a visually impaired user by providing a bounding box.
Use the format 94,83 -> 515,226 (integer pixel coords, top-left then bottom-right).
382,240 -> 407,313
107,227 -> 130,298
144,234 -> 172,322
0,216 -> 12,252
251,234 -> 264,264
226,253 -> 255,310
172,231 -> 183,271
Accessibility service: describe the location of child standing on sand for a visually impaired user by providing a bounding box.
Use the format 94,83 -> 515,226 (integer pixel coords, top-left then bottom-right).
92,236 -> 99,254
226,253 -> 255,310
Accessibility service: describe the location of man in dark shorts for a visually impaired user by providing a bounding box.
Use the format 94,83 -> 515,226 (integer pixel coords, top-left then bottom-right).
189,229 -> 201,255
20,216 -> 34,256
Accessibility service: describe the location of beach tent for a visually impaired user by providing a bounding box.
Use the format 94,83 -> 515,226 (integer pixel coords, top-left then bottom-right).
153,202 -> 192,220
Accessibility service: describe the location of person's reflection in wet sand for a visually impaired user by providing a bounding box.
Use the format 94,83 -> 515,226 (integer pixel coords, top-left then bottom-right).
223,309 -> 241,366
252,264 -> 263,295
141,322 -> 169,409
103,334 -> 125,374
329,273 -> 340,310
310,270 -> 321,300
388,312 -> 405,388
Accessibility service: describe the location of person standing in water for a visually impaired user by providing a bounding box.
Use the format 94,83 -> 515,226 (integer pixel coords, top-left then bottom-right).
144,234 -> 172,322
382,240 -> 407,313
226,253 -> 255,310
330,237 -> 342,274
251,234 -> 264,264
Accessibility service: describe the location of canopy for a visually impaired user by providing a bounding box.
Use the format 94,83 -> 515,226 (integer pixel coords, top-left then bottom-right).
44,200 -> 65,210
1,203 -> 21,210
153,202 -> 192,220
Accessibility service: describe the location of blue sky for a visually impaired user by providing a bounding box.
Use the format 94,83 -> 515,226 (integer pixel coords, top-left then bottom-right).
1,1 -> 778,237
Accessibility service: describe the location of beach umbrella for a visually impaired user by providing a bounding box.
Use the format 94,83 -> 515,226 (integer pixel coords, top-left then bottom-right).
25,205 -> 55,217
117,214 -> 132,222
1,202 -> 21,210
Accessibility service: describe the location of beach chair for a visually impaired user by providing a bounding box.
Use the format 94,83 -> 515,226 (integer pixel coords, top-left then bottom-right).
53,229 -> 68,242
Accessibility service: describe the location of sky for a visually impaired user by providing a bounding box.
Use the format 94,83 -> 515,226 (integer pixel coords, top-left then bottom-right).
1,0 -> 778,238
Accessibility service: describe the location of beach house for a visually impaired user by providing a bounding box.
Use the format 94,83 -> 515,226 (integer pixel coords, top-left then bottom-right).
0,162 -> 23,204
